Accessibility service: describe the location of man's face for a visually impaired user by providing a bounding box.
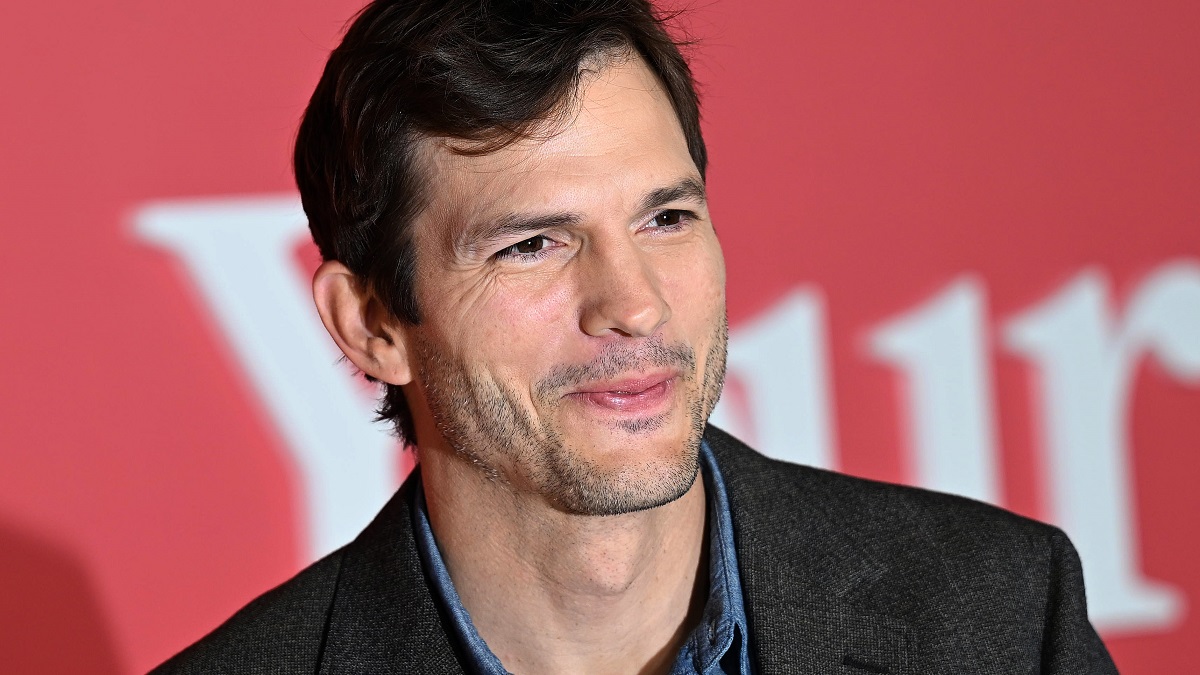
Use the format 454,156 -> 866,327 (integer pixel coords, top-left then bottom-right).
399,55 -> 727,516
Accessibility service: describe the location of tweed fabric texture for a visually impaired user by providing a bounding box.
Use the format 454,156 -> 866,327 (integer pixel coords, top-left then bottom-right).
153,426 -> 1117,674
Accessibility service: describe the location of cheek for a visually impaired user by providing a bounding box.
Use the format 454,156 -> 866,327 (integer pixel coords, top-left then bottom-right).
446,275 -> 579,375
661,244 -> 726,326
496,275 -> 577,333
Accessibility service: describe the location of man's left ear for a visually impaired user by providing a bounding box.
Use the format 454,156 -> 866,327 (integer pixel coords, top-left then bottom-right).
311,260 -> 413,386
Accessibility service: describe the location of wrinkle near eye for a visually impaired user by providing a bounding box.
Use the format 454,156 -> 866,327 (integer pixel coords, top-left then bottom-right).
437,252 -> 571,326
439,269 -> 510,323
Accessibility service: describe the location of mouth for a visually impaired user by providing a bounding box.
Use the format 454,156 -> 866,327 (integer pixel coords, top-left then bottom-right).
566,371 -> 679,414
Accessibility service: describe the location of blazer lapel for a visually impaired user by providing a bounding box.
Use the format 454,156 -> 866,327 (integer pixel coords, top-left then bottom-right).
708,427 -> 922,675
318,476 -> 466,675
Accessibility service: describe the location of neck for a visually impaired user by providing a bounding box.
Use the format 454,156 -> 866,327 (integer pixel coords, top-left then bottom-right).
420,447 -> 709,675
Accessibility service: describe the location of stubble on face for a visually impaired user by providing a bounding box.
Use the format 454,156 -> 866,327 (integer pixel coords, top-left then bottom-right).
414,314 -> 728,516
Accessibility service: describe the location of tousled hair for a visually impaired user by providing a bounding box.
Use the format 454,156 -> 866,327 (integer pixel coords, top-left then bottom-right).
295,0 -> 706,441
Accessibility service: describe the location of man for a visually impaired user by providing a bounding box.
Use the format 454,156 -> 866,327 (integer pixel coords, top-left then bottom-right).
156,0 -> 1117,673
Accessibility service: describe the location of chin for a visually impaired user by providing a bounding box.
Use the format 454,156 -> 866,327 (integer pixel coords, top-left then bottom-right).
540,416 -> 702,516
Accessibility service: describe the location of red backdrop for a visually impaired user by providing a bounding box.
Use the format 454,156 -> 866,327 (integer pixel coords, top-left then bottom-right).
2,1 -> 1197,672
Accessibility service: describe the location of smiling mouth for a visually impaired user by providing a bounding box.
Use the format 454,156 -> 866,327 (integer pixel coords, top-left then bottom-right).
567,373 -> 678,414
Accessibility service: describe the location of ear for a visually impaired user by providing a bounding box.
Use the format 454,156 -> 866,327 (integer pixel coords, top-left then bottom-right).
312,260 -> 413,386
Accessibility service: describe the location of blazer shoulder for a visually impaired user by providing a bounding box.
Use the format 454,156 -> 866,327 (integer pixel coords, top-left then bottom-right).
150,548 -> 346,675
707,425 -> 1116,673
706,423 -> 1057,553
707,424 -> 1068,618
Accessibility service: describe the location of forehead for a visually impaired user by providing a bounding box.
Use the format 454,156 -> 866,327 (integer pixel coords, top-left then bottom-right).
417,56 -> 699,239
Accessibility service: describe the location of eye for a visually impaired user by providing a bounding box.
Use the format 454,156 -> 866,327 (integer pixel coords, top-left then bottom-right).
496,235 -> 552,259
649,209 -> 691,229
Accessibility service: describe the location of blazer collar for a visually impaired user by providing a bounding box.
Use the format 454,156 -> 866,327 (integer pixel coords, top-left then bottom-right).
318,475 -> 466,675
706,426 -> 922,675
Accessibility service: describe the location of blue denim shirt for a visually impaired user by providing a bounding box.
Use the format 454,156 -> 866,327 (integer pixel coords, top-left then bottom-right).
412,441 -> 752,674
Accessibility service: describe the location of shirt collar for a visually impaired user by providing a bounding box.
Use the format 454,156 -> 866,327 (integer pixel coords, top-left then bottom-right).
412,479 -> 509,674
676,440 -> 752,674
412,440 -> 751,674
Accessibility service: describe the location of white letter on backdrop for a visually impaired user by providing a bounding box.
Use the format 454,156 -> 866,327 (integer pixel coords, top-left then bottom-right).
710,289 -> 837,470
869,278 -> 1001,504
136,196 -> 399,562
1005,261 -> 1200,631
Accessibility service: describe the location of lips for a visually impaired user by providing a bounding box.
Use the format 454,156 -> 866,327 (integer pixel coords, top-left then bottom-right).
568,372 -> 677,413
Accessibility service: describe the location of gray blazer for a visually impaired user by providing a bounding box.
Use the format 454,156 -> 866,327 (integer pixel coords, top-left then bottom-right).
154,426 -> 1117,674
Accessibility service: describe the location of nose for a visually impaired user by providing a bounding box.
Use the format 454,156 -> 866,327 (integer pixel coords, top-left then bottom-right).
578,237 -> 671,338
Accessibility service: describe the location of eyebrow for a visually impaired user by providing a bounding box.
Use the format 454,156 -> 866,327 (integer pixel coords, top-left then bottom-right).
458,176 -> 707,253
638,177 -> 707,212
469,212 -> 582,249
